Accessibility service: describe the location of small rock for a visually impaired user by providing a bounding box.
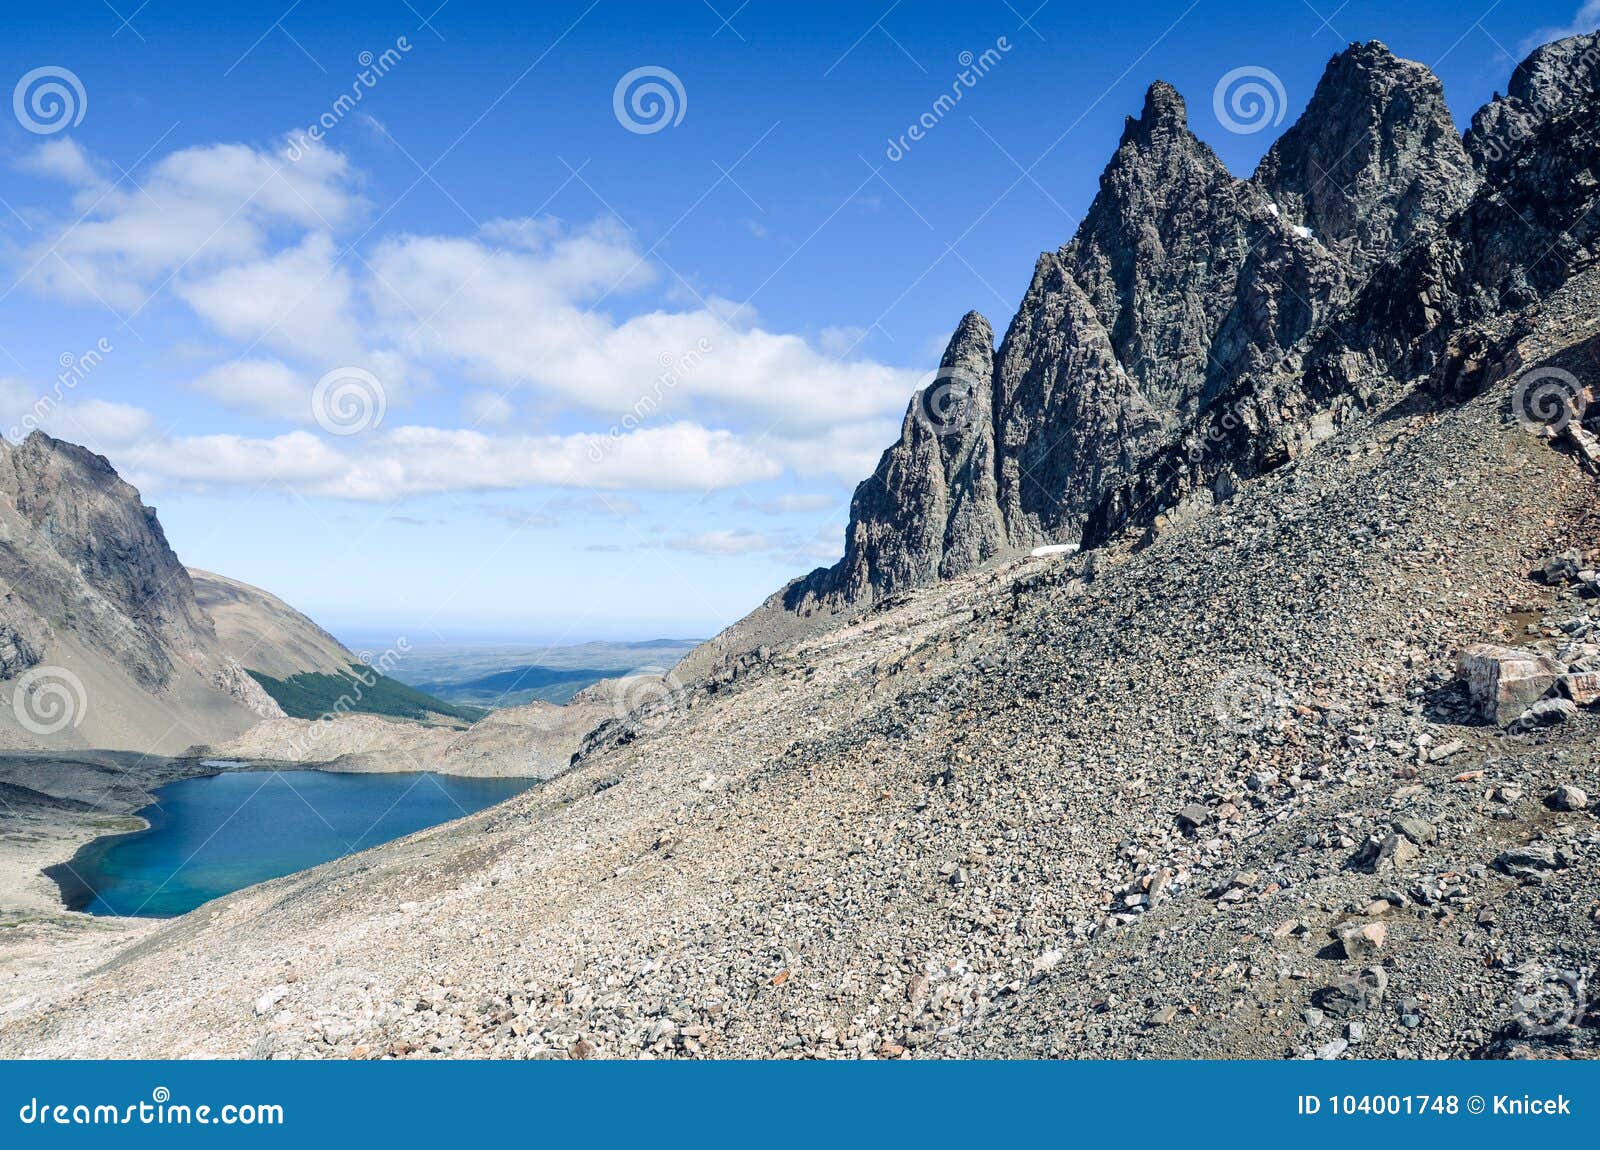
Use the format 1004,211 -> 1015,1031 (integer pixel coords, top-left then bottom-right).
1176,803 -> 1209,831
1563,671 -> 1600,706
1315,1037 -> 1349,1060
1146,1005 -> 1177,1027
254,986 -> 290,1017
1336,921 -> 1388,960
1393,817 -> 1436,846
1512,698 -> 1578,730
1427,740 -> 1463,763
1031,949 -> 1064,977
1314,967 -> 1387,1019
1547,783 -> 1590,812
1494,842 -> 1565,876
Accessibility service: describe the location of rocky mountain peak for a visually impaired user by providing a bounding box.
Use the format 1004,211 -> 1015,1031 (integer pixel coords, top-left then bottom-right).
1121,80 -> 1189,143
1,431 -> 282,748
1466,29 -> 1600,169
940,310 -> 994,375
1255,39 -> 1474,272
698,28 -> 1600,664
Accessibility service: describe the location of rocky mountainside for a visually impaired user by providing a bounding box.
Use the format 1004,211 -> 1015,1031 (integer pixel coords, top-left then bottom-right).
5,274 -> 1597,1056
2,29 -> 1598,1062
188,568 -> 357,681
712,37 -> 1586,675
0,433 -> 281,753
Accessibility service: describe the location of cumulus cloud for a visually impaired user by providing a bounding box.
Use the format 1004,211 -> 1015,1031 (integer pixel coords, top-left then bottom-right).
87,416 -> 780,500
15,138 -> 103,189
191,359 -> 310,420
175,233 -> 363,361
368,220 -> 922,436
22,137 -> 363,310
11,135 -> 928,496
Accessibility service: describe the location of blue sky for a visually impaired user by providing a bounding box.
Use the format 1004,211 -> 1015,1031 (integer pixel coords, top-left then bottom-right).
0,0 -> 1592,645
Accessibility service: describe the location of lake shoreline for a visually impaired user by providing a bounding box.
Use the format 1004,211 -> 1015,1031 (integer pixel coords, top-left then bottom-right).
1,752 -> 540,921
39,765 -> 538,919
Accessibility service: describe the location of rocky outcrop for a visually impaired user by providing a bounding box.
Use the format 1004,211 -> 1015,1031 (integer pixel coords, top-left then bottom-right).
735,39 -> 1501,644
1084,31 -> 1600,551
1255,41 -> 1475,276
1465,30 -> 1600,172
0,432 -> 281,752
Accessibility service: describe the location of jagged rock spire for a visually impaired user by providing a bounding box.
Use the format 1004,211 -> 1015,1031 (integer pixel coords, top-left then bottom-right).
1255,40 -> 1475,273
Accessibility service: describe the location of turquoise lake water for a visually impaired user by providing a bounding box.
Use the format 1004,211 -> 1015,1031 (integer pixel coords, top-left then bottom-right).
51,769 -> 533,918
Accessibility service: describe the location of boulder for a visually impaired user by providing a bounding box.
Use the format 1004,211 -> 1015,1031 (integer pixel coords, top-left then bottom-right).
1336,920 -> 1388,960
1313,967 -> 1388,1019
1547,783 -> 1590,811
1542,551 -> 1585,584
1494,842 -> 1566,877
1511,697 -> 1578,731
1562,670 -> 1600,705
1455,644 -> 1563,725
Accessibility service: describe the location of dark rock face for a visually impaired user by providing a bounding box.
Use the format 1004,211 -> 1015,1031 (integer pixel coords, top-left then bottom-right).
1255,41 -> 1475,276
0,432 -> 279,716
791,37 -> 1511,614
1465,30 -> 1600,172
1082,31 -> 1600,551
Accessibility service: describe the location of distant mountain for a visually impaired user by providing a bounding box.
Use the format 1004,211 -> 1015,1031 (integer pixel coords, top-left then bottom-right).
188,569 -> 355,681
186,569 -> 480,725
398,639 -> 702,708
0,432 -> 281,754
0,433 -> 473,753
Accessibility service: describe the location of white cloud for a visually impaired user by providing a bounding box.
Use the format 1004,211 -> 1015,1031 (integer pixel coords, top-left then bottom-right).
664,528 -> 777,556
191,359 -> 310,420
91,414 -> 779,500
23,138 -> 364,310
16,138 -> 102,189
13,135 -> 927,496
368,220 -> 921,439
175,233 -> 362,362
57,399 -> 154,445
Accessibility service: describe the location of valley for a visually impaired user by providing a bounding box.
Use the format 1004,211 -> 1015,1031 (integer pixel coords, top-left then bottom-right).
1,23 -> 1599,1063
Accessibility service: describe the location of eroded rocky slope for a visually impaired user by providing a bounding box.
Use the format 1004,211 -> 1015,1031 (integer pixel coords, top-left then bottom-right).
0,433 -> 280,754
2,278 -> 1596,1057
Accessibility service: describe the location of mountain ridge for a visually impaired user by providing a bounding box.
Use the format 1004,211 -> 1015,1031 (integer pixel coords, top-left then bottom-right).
680,31 -> 1600,684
